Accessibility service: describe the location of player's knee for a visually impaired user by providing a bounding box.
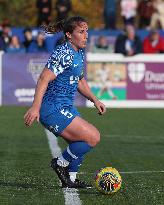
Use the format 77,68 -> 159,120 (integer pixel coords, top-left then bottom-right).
93,130 -> 100,146
88,129 -> 100,147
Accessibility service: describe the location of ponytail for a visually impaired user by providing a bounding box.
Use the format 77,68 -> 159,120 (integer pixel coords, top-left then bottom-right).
42,20 -> 65,34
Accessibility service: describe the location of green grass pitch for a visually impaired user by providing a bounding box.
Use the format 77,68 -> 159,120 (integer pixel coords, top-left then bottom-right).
0,106 -> 163,205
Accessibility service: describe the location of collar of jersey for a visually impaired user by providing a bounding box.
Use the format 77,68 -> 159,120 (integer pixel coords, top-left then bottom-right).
67,41 -> 79,55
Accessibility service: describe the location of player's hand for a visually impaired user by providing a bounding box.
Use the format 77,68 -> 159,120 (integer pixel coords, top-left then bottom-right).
24,106 -> 40,126
94,99 -> 106,115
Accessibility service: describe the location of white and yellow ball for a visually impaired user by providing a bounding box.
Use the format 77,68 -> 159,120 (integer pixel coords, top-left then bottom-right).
94,167 -> 122,195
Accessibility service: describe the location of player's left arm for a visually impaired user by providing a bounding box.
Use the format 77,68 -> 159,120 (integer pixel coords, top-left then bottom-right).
78,78 -> 106,115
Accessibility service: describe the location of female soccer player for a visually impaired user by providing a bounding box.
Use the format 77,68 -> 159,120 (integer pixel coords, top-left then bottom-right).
24,16 -> 106,188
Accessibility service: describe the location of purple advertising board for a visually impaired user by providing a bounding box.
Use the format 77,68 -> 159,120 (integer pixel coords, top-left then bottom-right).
2,53 -> 86,106
127,62 -> 164,100
2,53 -> 164,107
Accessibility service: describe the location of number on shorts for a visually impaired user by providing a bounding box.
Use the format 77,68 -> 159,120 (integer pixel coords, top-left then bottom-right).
61,109 -> 73,118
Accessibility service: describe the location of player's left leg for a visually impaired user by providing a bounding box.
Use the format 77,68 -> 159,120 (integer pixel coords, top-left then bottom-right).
107,88 -> 117,99
68,156 -> 84,182
62,139 -> 85,184
107,82 -> 117,99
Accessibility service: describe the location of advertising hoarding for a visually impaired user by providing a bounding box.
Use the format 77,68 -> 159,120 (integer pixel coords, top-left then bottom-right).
2,53 -> 86,106
87,53 -> 164,107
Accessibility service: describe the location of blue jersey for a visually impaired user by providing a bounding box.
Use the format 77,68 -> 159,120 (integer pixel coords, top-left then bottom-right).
40,41 -> 85,135
43,41 -> 85,107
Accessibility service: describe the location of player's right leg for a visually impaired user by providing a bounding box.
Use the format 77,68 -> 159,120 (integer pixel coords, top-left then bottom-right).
61,116 -> 100,147
52,116 -> 100,188
51,116 -> 100,188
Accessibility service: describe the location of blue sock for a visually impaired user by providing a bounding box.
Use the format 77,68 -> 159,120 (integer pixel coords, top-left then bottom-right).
68,156 -> 84,172
62,141 -> 92,162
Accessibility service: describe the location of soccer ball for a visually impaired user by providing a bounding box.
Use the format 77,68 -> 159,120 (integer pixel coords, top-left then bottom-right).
94,167 -> 122,195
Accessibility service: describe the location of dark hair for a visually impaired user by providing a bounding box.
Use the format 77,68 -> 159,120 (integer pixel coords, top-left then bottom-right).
23,27 -> 32,34
43,16 -> 87,37
150,29 -> 159,36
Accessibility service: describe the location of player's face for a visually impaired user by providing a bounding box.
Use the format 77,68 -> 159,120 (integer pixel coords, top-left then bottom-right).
67,22 -> 88,51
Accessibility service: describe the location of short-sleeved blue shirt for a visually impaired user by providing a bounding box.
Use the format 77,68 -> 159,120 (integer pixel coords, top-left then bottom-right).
43,41 -> 85,107
39,41 -> 85,134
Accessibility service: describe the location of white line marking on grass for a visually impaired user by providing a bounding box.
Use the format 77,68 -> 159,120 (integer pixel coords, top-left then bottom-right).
79,170 -> 164,175
104,134 -> 164,138
120,170 -> 164,174
45,129 -> 82,205
63,188 -> 82,205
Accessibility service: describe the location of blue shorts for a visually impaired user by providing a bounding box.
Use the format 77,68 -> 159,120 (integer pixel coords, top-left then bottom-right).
39,101 -> 80,135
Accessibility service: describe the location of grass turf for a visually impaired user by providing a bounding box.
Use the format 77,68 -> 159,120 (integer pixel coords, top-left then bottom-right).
0,106 -> 163,205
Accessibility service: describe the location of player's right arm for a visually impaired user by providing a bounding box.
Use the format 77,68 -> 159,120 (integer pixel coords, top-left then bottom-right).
24,68 -> 56,126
